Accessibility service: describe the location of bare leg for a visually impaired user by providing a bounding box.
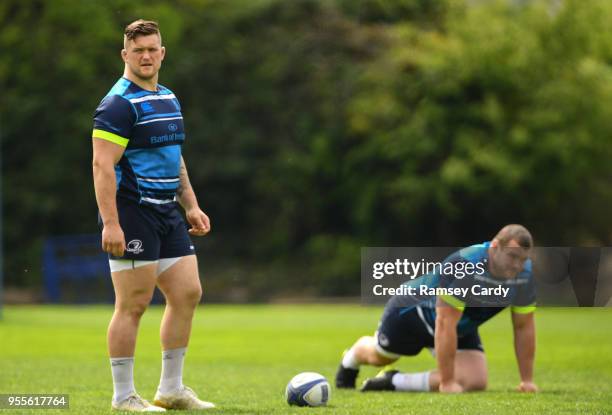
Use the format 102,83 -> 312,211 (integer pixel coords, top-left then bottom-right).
352,336 -> 399,366
107,263 -> 158,405
360,348 -> 487,392
108,263 -> 158,357
427,350 -> 488,392
153,255 -> 214,409
157,255 -> 202,350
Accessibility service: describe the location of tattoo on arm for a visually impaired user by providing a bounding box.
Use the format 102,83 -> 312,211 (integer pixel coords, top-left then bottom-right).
177,157 -> 191,199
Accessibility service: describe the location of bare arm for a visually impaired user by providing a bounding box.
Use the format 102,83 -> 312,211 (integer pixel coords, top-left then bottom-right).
92,138 -> 126,256
177,156 -> 199,211
435,297 -> 463,393
177,156 -> 211,236
512,311 -> 538,392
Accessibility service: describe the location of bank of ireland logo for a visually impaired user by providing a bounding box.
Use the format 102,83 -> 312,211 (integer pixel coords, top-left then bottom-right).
168,123 -> 178,132
126,239 -> 144,254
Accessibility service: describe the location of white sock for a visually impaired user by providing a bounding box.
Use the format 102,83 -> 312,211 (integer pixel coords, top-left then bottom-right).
341,348 -> 360,370
110,357 -> 136,403
391,371 -> 431,392
158,347 -> 186,394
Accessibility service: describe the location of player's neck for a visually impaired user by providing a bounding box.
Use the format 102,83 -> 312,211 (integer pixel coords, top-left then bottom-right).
123,70 -> 159,92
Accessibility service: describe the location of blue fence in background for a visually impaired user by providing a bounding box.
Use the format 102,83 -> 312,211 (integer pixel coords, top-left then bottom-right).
43,234 -> 166,304
43,234 -> 113,303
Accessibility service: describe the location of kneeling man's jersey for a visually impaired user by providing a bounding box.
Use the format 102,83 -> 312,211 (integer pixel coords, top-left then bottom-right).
386,242 -> 536,337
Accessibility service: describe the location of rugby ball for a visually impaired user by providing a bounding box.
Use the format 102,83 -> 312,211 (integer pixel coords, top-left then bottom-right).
285,372 -> 330,407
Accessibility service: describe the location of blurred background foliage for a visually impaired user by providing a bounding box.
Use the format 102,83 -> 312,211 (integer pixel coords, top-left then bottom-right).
1,0 -> 611,300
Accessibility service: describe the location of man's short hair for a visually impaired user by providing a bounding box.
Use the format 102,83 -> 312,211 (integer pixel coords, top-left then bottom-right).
124,19 -> 161,43
494,224 -> 533,249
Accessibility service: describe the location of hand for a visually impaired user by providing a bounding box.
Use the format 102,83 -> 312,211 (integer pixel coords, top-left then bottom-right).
186,207 -> 211,236
439,380 -> 463,394
102,222 -> 125,257
518,381 -> 538,393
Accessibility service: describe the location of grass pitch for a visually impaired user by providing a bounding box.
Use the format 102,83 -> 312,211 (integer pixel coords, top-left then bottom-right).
1,305 -> 611,414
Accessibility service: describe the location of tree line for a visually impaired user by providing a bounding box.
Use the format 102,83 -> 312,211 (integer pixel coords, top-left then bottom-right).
1,0 -> 611,299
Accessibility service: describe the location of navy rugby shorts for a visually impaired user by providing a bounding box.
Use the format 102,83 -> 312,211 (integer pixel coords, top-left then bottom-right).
376,305 -> 484,357
100,197 -> 195,261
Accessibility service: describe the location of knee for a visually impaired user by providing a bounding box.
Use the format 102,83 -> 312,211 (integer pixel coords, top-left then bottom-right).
186,285 -> 203,307
116,298 -> 150,320
168,285 -> 202,309
464,376 -> 487,392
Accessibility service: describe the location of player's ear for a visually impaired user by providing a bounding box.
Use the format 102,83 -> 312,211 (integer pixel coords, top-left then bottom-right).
490,239 -> 499,248
121,48 -> 127,62
160,46 -> 166,60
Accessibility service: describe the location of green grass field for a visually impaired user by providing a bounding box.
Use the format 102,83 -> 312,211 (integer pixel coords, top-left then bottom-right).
1,305 -> 611,414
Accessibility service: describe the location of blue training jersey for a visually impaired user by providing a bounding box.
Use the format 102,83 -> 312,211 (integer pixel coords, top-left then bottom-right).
93,77 -> 185,211
386,242 -> 536,337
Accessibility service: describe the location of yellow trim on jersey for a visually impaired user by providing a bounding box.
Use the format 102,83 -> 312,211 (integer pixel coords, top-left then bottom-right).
92,129 -> 129,147
511,304 -> 536,314
439,294 -> 465,311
